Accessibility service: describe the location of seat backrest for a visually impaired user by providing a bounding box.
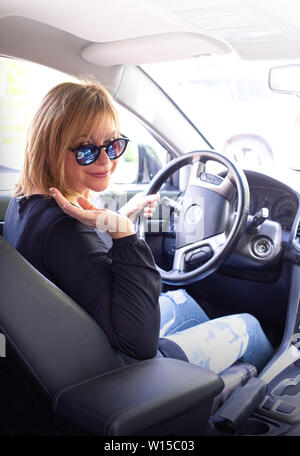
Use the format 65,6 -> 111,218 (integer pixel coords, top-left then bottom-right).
0,235 -> 122,398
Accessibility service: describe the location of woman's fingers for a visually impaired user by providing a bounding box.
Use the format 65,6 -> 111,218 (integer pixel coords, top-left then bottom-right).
49,187 -> 98,225
121,192 -> 160,217
48,187 -> 134,236
143,193 -> 159,217
49,187 -> 66,205
49,187 -> 158,227
77,196 -> 98,211
147,193 -> 160,204
49,188 -> 79,214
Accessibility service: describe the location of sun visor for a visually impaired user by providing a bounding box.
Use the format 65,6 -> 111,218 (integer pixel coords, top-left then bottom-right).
81,32 -> 231,66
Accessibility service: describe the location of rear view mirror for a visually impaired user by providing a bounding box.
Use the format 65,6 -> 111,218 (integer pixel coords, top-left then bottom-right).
269,64 -> 300,96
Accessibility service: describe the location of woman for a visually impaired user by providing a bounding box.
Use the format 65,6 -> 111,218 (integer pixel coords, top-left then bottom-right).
3,80 -> 274,374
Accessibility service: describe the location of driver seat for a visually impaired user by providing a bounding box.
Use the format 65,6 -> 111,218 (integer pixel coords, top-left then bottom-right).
0,235 -> 256,435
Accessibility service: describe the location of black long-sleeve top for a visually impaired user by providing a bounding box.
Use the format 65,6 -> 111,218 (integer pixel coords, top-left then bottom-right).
3,195 -> 187,361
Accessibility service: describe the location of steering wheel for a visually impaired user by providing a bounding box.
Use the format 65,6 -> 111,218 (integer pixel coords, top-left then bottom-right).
138,150 -> 250,285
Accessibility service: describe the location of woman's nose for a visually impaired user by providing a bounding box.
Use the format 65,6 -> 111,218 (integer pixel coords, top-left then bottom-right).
96,148 -> 110,165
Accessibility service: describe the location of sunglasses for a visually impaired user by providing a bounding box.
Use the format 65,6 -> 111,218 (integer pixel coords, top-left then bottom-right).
69,136 -> 129,166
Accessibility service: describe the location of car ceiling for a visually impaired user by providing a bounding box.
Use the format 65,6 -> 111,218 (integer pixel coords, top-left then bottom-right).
0,0 -> 300,67
0,1 -> 299,184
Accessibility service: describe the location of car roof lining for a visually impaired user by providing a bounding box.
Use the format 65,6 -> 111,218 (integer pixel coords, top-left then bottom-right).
0,16 -> 125,96
0,15 -> 212,156
1,0 -> 300,63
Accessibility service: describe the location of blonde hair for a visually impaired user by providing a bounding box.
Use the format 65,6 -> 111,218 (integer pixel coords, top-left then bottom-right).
14,79 -> 120,198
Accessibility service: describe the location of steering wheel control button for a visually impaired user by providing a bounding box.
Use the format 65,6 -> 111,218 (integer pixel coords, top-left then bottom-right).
185,246 -> 213,271
262,396 -> 276,411
252,237 -> 273,258
200,172 -> 223,186
276,402 -> 296,414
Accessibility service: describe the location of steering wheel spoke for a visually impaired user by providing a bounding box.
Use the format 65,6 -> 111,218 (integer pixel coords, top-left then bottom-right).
188,161 -> 236,203
172,232 -> 227,272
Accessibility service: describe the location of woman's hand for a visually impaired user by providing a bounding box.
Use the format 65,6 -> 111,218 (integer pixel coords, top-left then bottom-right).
119,191 -> 160,223
49,188 -> 135,239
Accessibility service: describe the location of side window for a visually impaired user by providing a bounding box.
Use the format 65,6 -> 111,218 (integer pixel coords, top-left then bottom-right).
0,57 -> 77,192
0,57 -> 170,194
112,104 -> 169,185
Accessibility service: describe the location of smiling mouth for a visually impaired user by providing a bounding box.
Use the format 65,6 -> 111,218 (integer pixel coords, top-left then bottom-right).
88,170 -> 110,178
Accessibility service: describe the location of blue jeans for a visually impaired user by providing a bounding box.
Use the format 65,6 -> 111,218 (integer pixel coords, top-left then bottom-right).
159,289 -> 274,374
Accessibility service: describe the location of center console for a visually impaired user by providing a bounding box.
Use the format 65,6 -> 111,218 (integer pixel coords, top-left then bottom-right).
238,262 -> 300,436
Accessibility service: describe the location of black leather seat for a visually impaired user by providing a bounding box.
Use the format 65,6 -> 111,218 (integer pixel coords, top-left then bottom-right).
0,235 -> 256,435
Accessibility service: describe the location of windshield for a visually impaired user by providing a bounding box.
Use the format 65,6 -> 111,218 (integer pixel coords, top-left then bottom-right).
143,55 -> 300,173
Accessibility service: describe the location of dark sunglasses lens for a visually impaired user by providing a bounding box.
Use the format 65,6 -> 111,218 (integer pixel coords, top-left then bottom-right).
76,145 -> 98,165
106,139 -> 127,160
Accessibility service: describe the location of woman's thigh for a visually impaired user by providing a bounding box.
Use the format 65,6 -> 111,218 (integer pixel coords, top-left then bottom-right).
164,313 -> 270,374
159,289 -> 210,337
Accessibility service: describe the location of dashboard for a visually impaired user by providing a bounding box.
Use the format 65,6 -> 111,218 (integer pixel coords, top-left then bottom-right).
245,171 -> 299,231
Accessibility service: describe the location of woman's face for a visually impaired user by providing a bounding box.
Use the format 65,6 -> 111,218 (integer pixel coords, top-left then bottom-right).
64,124 -> 118,198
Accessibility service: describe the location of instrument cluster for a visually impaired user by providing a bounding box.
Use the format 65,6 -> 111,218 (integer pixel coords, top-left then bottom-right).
249,187 -> 298,231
